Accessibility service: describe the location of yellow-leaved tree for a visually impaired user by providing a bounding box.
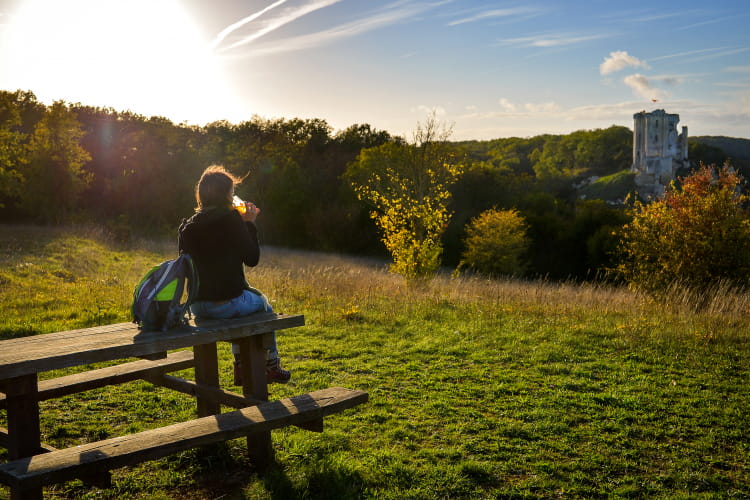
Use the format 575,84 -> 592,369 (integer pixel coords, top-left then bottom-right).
459,208 -> 530,277
345,114 -> 464,281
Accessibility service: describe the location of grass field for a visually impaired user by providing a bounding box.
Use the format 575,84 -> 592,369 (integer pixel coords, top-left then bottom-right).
0,224 -> 748,499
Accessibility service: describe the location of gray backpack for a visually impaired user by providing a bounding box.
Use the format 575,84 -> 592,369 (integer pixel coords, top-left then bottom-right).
131,254 -> 199,331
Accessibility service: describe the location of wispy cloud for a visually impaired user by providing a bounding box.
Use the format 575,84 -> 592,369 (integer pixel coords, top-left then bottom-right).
565,99 -> 711,121
600,51 -> 649,75
651,46 -> 750,64
214,0 -> 451,57
624,73 -> 668,101
725,65 -> 750,73
414,104 -> 447,116
717,82 -> 750,89
688,47 -> 750,63
462,98 -> 562,119
630,11 -> 689,23
498,98 -> 516,112
210,0 -> 290,49
674,13 -> 750,32
524,101 -> 560,113
499,32 -> 606,48
650,47 -> 729,62
447,7 -> 538,26
213,0 -> 344,52
599,8 -> 703,25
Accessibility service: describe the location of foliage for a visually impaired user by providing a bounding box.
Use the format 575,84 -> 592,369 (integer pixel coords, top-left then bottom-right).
458,208 -> 530,276
578,169 -> 636,201
618,163 -> 750,296
346,115 -> 465,281
531,127 -> 632,184
0,92 -> 29,206
690,136 -> 750,178
4,89 -> 748,282
1,226 -> 749,499
443,161 -> 534,265
21,101 -> 92,222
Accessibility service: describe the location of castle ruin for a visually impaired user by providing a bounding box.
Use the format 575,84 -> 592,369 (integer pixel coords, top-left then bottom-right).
631,109 -> 689,197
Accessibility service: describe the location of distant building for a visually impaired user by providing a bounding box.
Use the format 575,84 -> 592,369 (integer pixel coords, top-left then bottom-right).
631,109 -> 689,197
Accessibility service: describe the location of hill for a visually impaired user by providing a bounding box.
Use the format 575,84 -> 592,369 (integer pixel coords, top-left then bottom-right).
1,225 -> 749,498
690,136 -> 750,177
692,136 -> 750,163
578,169 -> 636,202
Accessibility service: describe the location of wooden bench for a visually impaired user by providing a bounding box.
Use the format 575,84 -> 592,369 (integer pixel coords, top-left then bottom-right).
0,351 -> 195,455
0,350 -> 196,411
0,313 -> 368,499
0,387 -> 367,497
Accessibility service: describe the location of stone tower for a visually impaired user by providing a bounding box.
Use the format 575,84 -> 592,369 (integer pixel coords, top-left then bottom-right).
631,109 -> 689,197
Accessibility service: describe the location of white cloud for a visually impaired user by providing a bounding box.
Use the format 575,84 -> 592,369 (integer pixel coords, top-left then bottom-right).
448,7 -> 537,26
498,98 -> 516,112
650,47 -> 728,62
524,101 -> 560,113
566,101 -> 648,121
415,105 -> 446,116
652,46 -> 750,64
210,0 -> 290,49
461,100 -> 563,120
624,73 -> 667,101
213,0 -> 343,51
227,1 -> 450,57
726,65 -> 750,73
499,32 -> 605,48
599,51 -> 649,75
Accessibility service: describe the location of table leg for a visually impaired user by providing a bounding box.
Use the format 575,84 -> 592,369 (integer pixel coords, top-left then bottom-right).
237,334 -> 272,468
5,374 -> 41,459
193,343 -> 220,417
5,374 -> 43,500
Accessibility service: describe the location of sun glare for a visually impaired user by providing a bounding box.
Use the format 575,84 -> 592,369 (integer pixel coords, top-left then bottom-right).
0,0 -> 247,124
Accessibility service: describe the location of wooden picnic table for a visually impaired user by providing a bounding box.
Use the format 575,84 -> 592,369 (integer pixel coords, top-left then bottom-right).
0,313 -> 367,499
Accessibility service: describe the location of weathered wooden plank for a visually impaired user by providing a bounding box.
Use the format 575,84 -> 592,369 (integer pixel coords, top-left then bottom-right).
0,387 -> 368,489
193,343 -> 220,417
0,313 -> 304,380
238,335 -> 273,467
145,374 -> 263,408
0,427 -> 57,454
5,375 -> 40,460
0,351 -> 195,410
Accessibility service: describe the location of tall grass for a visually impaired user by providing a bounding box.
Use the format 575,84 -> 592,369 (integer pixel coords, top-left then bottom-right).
1,224 -> 748,499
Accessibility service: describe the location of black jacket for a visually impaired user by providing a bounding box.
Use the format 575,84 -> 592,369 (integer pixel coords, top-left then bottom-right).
178,208 -> 259,301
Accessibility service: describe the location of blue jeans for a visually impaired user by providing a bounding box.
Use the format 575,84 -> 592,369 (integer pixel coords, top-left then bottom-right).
190,289 -> 279,361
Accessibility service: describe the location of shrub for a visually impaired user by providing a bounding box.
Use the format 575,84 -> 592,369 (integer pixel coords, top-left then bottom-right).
459,208 -> 530,276
617,163 -> 750,297
346,115 -> 464,282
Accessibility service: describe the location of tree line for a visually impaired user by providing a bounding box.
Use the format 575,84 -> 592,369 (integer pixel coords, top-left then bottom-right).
0,89 -> 739,282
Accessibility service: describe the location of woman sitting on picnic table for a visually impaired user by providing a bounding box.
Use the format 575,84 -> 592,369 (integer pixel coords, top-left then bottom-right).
178,165 -> 291,385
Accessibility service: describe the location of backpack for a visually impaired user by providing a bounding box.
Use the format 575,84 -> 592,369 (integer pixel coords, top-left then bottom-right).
131,254 -> 199,331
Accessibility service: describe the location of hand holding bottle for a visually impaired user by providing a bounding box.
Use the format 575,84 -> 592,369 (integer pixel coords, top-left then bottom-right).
233,195 -> 260,222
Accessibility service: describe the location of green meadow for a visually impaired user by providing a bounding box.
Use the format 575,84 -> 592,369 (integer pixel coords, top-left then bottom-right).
0,224 -> 748,499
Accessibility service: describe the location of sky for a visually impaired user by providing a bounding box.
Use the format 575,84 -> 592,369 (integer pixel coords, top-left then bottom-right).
1,0 -> 749,141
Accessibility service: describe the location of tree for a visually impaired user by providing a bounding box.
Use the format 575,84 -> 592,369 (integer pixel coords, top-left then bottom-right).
346,114 -> 464,281
458,208 -> 530,276
22,101 -> 91,222
0,92 -> 28,207
617,163 -> 750,296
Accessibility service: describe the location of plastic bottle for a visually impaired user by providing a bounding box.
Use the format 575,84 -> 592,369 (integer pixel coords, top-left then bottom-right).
232,195 -> 247,215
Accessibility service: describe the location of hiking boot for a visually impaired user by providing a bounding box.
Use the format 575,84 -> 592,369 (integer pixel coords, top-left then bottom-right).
266,358 -> 291,384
